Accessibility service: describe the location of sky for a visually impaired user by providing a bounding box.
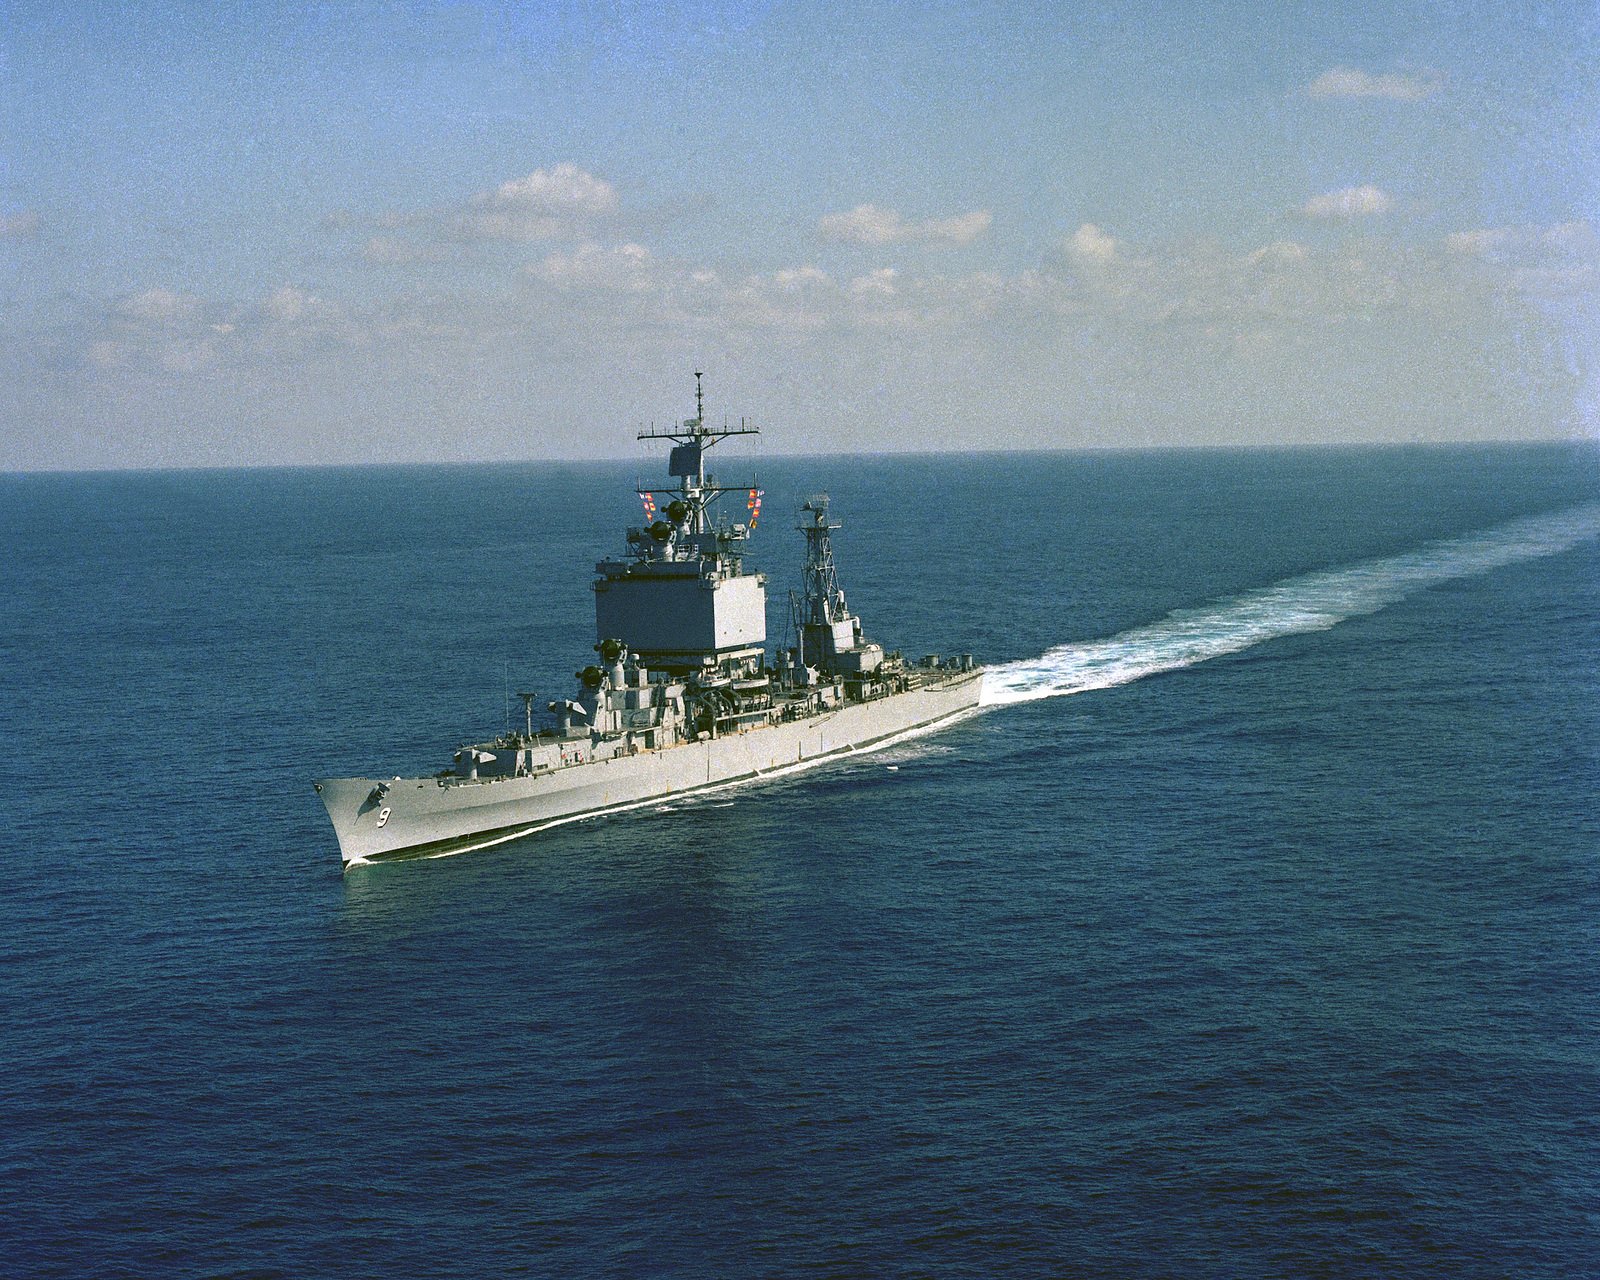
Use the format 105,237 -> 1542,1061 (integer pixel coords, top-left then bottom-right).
0,0 -> 1596,470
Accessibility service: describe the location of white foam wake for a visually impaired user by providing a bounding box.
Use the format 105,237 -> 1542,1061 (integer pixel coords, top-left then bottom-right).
980,502 -> 1600,706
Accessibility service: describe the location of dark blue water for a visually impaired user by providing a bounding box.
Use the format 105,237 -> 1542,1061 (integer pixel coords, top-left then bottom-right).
3,444 -> 1598,1278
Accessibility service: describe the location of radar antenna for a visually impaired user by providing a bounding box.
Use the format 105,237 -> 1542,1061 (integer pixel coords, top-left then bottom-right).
797,495 -> 848,626
792,493 -> 864,671
635,373 -> 761,538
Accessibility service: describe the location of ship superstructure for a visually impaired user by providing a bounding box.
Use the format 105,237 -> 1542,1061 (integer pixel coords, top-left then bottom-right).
594,374 -> 767,676
315,375 -> 983,869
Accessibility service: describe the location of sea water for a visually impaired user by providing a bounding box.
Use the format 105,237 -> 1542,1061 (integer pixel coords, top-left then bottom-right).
2,443 -> 1596,1277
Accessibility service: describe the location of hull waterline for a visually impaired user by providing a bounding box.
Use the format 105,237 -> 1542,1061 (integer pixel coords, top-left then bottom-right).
319,671 -> 982,869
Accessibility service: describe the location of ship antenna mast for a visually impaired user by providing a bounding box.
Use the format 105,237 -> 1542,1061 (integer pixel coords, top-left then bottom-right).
635,372 -> 760,538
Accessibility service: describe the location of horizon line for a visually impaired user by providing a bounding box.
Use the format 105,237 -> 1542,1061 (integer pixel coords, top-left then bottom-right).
4,434 -> 1595,481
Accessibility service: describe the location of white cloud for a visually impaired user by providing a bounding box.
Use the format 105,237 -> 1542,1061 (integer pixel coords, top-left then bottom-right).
526,241 -> 654,290
1544,221 -> 1600,254
1447,220 -> 1599,258
1303,185 -> 1393,219
1308,66 -> 1442,101
99,231 -> 1536,376
452,163 -> 619,242
89,288 -> 219,373
116,288 -> 202,325
504,231 -> 1402,344
1445,221 -> 1600,298
818,203 -> 991,246
1249,240 -> 1309,265
773,265 -> 831,287
484,164 -> 618,216
1068,223 -> 1119,260
347,163 -> 620,252
0,210 -> 40,239
819,205 -> 901,244
262,286 -> 325,323
849,268 -> 898,296
491,232 -> 1460,349
89,281 -> 371,380
44,216 -> 1586,467
1445,228 -> 1509,256
922,210 -> 992,244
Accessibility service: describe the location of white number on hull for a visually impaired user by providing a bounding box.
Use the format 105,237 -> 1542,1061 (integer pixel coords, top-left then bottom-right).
376,806 -> 391,828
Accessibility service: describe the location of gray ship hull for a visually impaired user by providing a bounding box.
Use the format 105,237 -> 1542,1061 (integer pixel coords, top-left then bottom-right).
318,669 -> 983,868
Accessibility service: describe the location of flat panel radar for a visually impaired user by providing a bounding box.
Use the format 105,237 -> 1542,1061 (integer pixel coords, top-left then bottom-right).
593,374 -> 767,670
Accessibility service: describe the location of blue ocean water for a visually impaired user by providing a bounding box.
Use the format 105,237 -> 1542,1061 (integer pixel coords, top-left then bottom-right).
2,443 -> 1597,1278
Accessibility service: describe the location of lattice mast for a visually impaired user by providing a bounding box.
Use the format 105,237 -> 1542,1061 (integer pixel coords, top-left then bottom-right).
798,496 -> 848,625
790,493 -> 879,674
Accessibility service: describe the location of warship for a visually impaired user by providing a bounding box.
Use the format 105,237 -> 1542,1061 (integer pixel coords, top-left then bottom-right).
315,375 -> 984,869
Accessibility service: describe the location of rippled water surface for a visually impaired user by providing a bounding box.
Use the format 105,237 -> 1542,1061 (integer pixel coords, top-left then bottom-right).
3,443 -> 1597,1278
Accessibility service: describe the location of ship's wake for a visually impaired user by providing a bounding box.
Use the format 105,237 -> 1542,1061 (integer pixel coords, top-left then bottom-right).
980,502 -> 1600,707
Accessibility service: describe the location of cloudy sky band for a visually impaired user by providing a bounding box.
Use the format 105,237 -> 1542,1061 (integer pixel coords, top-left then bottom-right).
0,1 -> 1593,468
